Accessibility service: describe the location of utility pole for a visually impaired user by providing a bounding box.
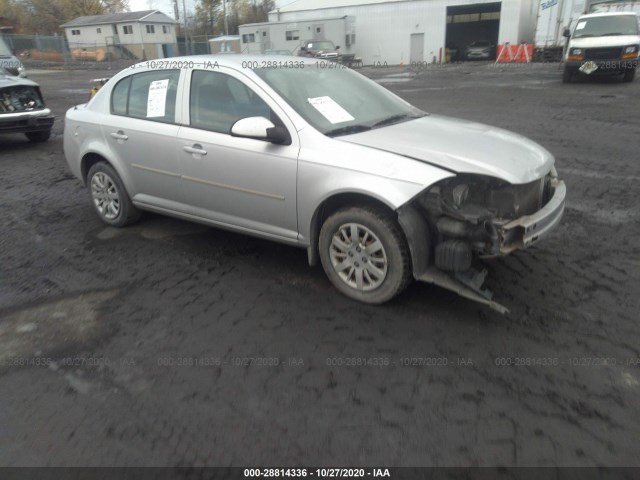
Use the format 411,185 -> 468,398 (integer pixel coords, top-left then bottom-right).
223,0 -> 229,36
182,0 -> 189,54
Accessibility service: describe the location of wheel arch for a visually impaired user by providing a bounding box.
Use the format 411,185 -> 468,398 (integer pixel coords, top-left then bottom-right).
80,150 -> 132,192
81,152 -> 109,185
306,191 -> 427,270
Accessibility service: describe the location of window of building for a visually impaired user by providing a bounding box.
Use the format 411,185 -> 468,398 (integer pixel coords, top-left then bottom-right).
286,30 -> 299,41
96,28 -> 102,33
123,25 -> 133,34
162,25 -> 169,34
111,70 -> 180,124
71,29 -> 80,36
242,34 -> 255,43
146,25 -> 155,34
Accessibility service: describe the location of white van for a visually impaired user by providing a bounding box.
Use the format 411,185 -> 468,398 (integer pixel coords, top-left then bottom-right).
0,35 -> 26,77
562,11 -> 640,83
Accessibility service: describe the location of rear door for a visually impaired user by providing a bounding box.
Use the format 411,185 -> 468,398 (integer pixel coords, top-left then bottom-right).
101,69 -> 186,210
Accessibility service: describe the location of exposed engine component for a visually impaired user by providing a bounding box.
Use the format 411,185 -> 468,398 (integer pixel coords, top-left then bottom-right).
0,86 -> 45,113
435,239 -> 472,272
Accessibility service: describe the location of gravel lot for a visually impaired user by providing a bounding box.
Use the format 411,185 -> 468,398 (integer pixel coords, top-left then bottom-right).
0,62 -> 639,468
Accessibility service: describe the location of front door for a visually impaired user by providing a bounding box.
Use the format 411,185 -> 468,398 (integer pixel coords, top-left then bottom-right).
312,24 -> 325,40
410,33 -> 424,63
177,69 -> 299,241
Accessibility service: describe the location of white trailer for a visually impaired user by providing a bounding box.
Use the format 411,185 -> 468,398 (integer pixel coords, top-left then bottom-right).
589,0 -> 640,14
238,16 -> 356,55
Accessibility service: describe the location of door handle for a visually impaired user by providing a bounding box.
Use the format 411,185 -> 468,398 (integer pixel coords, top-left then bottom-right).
110,130 -> 128,141
183,144 -> 207,156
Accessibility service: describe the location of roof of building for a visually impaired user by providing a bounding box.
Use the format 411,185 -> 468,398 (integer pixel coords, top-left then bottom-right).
61,10 -> 176,27
272,0 -> 408,13
242,16 -> 348,27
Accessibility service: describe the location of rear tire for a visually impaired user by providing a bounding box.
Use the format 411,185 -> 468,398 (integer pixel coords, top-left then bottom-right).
319,205 -> 412,304
87,162 -> 141,227
25,130 -> 51,142
623,69 -> 636,83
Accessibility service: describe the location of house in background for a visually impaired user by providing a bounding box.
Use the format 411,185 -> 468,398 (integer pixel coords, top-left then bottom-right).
61,10 -> 178,61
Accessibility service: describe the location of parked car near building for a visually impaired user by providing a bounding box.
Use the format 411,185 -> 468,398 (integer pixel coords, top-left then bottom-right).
297,40 -> 341,59
464,40 -> 495,60
63,55 -> 566,312
0,67 -> 54,142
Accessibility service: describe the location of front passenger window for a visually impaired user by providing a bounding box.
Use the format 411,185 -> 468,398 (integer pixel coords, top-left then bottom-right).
190,70 -> 273,134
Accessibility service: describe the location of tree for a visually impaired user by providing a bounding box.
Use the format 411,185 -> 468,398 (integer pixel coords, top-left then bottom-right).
193,0 -> 221,36
191,0 -> 274,37
6,0 -> 129,35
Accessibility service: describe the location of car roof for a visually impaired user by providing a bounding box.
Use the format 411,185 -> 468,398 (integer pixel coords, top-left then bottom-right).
130,54 -> 322,70
579,11 -> 639,19
0,72 -> 39,88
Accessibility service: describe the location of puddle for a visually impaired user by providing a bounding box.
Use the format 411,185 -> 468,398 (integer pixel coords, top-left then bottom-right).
0,290 -> 118,368
375,72 -> 415,84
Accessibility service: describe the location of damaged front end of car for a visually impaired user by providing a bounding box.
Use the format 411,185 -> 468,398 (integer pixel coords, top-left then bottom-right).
398,168 -> 566,314
0,80 -> 54,136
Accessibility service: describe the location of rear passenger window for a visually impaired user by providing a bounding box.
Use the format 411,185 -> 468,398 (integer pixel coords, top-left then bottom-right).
111,76 -> 130,115
110,70 -> 180,124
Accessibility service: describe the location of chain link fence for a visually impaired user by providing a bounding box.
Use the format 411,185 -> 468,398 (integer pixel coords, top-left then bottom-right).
2,33 -> 222,71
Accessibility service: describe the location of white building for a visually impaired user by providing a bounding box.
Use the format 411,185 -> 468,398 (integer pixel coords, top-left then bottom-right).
61,10 -> 178,61
248,0 -> 539,64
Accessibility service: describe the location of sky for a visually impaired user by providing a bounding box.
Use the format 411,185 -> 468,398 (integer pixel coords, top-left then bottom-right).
127,0 -> 292,19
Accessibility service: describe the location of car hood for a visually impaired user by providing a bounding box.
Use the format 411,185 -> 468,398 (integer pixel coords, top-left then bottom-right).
0,73 -> 38,88
339,115 -> 555,184
568,35 -> 640,49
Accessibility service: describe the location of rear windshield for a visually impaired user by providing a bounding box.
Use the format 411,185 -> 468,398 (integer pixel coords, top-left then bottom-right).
573,15 -> 639,38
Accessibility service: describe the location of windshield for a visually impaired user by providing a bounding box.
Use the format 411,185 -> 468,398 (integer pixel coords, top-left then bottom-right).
0,36 -> 13,56
308,41 -> 335,50
254,65 -> 424,136
573,15 -> 639,38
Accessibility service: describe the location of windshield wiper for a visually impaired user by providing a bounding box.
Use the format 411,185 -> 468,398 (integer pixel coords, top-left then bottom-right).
324,124 -> 371,137
600,33 -> 628,36
371,113 -> 425,128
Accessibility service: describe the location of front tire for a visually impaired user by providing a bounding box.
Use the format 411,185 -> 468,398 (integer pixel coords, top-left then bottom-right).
623,69 -> 636,83
87,162 -> 141,227
319,206 -> 412,304
25,130 -> 51,142
562,66 -> 573,83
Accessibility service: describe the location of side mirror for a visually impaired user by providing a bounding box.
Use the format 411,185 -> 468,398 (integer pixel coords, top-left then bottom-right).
231,117 -> 289,144
335,45 -> 340,50
300,46 -> 307,51
563,28 -> 571,38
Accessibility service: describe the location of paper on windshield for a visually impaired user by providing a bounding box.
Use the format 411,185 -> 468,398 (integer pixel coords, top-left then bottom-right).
576,21 -> 586,30
147,79 -> 169,118
307,96 -> 354,124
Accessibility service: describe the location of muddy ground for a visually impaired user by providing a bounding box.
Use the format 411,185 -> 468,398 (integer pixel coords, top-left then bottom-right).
0,62 -> 639,468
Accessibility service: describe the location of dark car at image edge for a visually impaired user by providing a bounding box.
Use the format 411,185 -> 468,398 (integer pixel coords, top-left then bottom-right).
0,67 -> 54,142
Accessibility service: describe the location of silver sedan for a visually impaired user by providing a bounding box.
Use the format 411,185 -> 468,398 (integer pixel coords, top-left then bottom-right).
63,55 -> 566,313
